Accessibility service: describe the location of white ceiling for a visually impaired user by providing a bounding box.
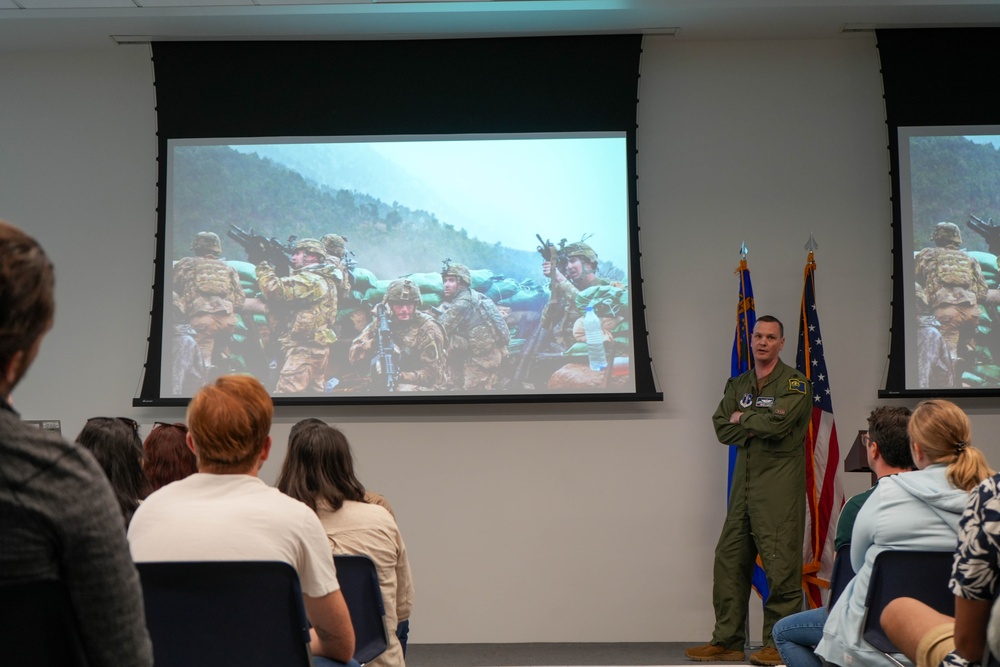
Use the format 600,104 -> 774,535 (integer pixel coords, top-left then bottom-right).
1,0 -> 999,51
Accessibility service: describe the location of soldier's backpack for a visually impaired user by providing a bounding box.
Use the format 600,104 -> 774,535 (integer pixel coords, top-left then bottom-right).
193,260 -> 236,297
475,292 -> 511,348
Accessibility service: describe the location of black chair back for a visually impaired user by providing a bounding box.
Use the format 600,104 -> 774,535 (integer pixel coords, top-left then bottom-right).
334,554 -> 389,665
828,543 -> 856,609
0,579 -> 88,667
862,550 -> 955,654
137,560 -> 312,667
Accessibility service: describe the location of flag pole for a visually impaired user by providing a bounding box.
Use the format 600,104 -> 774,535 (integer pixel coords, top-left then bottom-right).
796,234 -> 845,609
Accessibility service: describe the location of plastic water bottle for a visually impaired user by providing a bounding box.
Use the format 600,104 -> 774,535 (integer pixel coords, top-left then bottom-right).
583,305 -> 607,372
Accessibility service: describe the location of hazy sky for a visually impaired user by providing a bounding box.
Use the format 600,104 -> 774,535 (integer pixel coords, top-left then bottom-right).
368,134 -> 630,269
964,135 -> 1000,150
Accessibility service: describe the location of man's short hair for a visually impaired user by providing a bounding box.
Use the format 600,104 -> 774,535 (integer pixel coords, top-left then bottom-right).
187,375 -> 273,473
756,314 -> 783,338
0,221 -> 55,372
867,406 -> 914,469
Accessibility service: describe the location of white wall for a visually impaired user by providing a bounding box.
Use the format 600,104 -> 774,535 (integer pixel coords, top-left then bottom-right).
2,35 -> 998,644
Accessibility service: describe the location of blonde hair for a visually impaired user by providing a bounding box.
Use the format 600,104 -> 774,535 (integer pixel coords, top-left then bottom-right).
908,399 -> 993,491
187,375 -> 273,473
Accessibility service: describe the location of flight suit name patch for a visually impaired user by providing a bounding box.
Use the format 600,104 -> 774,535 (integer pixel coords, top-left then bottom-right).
755,396 -> 774,408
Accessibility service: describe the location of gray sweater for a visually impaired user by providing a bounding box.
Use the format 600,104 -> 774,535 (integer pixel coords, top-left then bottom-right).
0,403 -> 153,666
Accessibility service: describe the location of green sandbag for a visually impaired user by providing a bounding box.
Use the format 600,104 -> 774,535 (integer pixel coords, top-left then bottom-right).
350,267 -> 378,293
501,289 -> 548,312
227,260 -> 260,297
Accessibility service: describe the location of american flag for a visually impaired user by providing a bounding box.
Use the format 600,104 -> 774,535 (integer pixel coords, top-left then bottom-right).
728,256 -> 769,600
795,251 -> 845,608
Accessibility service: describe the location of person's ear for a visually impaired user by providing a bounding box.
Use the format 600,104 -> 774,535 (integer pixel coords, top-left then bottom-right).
910,441 -> 925,466
869,440 -> 882,460
3,349 -> 24,391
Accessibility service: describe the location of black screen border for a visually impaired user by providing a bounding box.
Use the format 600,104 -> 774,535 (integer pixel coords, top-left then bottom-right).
878,27 -> 1000,399
137,36 -> 662,407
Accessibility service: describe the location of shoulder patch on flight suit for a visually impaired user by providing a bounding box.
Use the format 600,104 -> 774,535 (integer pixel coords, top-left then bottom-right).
788,378 -> 807,394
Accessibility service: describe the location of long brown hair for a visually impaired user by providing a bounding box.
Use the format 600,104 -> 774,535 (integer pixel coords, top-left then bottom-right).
276,422 -> 366,512
143,422 -> 196,491
908,399 -> 994,491
75,417 -> 149,525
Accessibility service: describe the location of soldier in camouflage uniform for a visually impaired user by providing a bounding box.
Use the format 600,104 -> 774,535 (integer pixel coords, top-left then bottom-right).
439,262 -> 511,390
321,233 -> 352,295
914,222 -> 990,365
172,231 -> 245,372
348,279 -> 447,391
256,238 -> 341,394
541,241 -> 608,349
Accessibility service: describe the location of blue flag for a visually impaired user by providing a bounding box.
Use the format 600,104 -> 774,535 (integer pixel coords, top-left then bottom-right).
729,258 -> 756,491
728,258 -> 769,600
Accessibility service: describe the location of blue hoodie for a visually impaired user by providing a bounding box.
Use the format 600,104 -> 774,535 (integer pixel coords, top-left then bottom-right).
816,464 -> 968,667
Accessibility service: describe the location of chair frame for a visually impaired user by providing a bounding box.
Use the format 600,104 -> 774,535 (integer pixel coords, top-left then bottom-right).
861,550 -> 956,666
828,542 -> 856,609
334,554 -> 390,665
137,560 -> 313,667
0,578 -> 89,667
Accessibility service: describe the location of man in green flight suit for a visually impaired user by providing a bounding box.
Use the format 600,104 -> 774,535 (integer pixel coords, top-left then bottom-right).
686,315 -> 813,666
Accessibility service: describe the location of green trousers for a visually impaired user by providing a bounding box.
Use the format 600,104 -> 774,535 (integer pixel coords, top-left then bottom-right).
710,456 -> 805,649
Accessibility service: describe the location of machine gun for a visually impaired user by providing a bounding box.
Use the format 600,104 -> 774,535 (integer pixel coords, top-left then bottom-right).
968,214 -> 1000,255
535,235 -> 568,275
227,224 -> 295,276
372,303 -> 399,392
536,235 -> 568,331
342,249 -> 357,273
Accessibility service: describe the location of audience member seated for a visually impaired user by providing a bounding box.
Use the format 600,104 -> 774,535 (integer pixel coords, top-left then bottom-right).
0,220 -> 152,665
142,421 -> 196,492
76,416 -> 149,527
814,399 -> 993,667
127,375 -> 355,665
278,421 -> 414,667
774,406 -> 915,667
289,418 -> 397,517
881,469 -> 1000,667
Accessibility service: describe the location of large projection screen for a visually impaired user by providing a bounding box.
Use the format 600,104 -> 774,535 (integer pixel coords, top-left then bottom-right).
136,36 -> 661,406
898,127 -> 1000,391
879,27 -> 1000,398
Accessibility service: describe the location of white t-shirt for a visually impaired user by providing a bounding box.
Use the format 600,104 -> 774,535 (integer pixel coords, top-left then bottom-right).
128,473 -> 339,598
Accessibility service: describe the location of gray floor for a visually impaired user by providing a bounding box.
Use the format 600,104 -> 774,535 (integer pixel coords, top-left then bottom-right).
406,643 -> 762,666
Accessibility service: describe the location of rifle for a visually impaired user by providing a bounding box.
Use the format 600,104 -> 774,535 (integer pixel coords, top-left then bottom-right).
968,215 -> 1000,255
342,249 -> 357,273
227,224 -> 295,277
536,234 -> 568,331
535,235 -> 568,275
372,303 -> 399,392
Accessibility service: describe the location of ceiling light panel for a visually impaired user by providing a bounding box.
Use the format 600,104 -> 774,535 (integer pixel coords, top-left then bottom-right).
16,0 -> 138,7
137,0 -> 256,6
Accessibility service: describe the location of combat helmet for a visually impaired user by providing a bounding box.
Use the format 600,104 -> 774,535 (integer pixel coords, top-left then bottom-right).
563,241 -> 598,264
192,231 -> 222,258
441,261 -> 471,286
932,222 -> 962,247
293,238 -> 328,262
384,279 -> 422,305
321,234 -> 347,259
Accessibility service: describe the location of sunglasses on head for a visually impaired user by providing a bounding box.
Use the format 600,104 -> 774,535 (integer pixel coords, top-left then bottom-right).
88,416 -> 139,433
153,421 -> 188,432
